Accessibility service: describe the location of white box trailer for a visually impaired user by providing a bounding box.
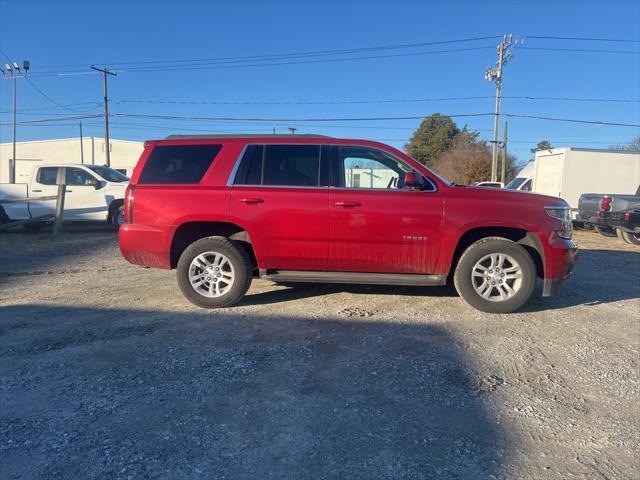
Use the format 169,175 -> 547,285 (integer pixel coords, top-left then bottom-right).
533,147 -> 640,219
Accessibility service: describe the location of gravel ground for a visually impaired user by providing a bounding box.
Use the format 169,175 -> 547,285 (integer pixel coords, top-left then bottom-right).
1,226 -> 639,479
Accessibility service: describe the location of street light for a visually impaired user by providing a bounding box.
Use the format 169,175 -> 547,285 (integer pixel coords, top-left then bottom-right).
1,58 -> 29,183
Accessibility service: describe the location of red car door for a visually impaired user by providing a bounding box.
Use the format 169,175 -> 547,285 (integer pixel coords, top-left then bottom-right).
328,145 -> 444,274
229,144 -> 329,271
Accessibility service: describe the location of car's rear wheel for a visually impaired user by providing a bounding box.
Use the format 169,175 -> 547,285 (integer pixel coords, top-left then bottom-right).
111,203 -> 125,232
621,230 -> 640,246
176,236 -> 252,308
453,237 -> 537,313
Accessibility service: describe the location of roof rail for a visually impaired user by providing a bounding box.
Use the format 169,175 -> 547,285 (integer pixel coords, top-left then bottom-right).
164,134 -> 332,140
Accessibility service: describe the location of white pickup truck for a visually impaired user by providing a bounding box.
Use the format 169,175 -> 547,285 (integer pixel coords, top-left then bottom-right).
0,164 -> 129,229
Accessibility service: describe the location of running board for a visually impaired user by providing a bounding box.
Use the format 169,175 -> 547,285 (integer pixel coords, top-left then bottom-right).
260,269 -> 447,286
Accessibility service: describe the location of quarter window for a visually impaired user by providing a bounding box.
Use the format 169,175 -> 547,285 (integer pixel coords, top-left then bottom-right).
138,144 -> 221,184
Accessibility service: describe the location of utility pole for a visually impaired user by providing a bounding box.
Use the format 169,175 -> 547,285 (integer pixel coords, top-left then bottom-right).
79,121 -> 84,164
1,60 -> 29,183
485,35 -> 514,182
501,121 -> 508,184
90,66 -> 116,167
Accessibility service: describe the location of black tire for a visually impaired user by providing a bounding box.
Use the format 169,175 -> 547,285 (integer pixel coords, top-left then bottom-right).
111,202 -> 125,232
176,236 -> 252,308
621,230 -> 640,246
453,237 -> 537,314
594,225 -> 617,238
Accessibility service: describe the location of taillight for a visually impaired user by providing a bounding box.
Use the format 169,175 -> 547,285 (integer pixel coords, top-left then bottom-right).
624,212 -> 631,221
600,197 -> 612,212
124,185 -> 135,223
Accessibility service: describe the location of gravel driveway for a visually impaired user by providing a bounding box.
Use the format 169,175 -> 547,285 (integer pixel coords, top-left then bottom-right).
1,226 -> 638,479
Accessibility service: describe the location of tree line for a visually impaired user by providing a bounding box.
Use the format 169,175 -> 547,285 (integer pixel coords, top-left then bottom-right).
404,113 -> 639,185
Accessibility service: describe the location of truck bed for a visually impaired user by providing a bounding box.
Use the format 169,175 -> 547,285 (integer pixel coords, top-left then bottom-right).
0,183 -> 31,220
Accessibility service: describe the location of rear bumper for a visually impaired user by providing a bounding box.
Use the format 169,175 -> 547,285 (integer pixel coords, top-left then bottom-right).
119,223 -> 172,269
542,236 -> 578,297
598,211 -> 640,233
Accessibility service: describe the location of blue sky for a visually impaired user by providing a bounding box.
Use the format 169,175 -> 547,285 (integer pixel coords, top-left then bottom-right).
1,0 -> 639,164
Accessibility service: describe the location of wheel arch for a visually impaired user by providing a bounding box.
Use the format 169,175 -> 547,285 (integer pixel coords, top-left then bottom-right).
170,220 -> 257,269
449,226 -> 544,279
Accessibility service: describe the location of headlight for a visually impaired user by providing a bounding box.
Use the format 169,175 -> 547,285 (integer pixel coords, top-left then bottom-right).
545,206 -> 573,239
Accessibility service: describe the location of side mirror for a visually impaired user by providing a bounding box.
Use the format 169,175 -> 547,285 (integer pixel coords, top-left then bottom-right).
403,172 -> 423,190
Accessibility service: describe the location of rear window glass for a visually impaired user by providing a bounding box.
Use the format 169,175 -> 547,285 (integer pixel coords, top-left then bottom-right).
263,145 -> 320,187
36,167 -> 59,185
138,145 -> 221,184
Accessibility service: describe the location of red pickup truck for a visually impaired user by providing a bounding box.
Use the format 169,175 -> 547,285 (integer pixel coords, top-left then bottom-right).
119,135 -> 577,313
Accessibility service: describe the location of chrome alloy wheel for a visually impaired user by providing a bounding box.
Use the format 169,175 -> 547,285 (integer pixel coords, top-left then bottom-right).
471,253 -> 523,302
188,251 -> 235,298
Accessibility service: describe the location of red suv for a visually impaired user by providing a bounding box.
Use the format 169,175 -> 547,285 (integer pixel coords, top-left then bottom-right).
119,135 -> 577,313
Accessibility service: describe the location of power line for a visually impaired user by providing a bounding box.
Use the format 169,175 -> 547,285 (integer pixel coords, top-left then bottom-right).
0,114 -> 101,125
525,35 -> 640,43
33,36 -> 503,70
5,110 -> 638,128
0,101 -> 101,114
114,95 -> 639,106
1,47 -> 90,114
516,46 -> 640,54
110,112 -> 640,127
112,112 -> 495,122
27,45 -> 497,77
501,113 -> 640,127
30,34 -> 639,71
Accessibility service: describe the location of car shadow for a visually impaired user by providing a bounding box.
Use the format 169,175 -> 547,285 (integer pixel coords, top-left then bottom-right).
240,282 -> 459,307
1,304 -> 507,479
242,249 -> 639,312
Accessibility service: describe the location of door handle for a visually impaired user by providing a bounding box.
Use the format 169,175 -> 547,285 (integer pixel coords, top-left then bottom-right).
65,189 -> 73,192
335,201 -> 362,208
238,197 -> 264,204
32,189 -> 42,193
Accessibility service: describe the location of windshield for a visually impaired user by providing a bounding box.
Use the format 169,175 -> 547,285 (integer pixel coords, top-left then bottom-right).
505,177 -> 526,190
86,165 -> 129,183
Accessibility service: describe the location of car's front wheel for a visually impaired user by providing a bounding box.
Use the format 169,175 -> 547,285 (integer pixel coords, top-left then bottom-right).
176,236 -> 252,308
453,237 -> 537,313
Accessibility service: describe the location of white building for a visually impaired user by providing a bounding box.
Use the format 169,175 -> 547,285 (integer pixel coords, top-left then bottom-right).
0,137 -> 143,183
345,168 -> 398,189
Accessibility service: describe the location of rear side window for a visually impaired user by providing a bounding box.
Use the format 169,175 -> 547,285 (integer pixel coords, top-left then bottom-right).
233,144 -> 323,187
36,167 -> 59,185
138,144 -> 221,184
263,145 -> 320,187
